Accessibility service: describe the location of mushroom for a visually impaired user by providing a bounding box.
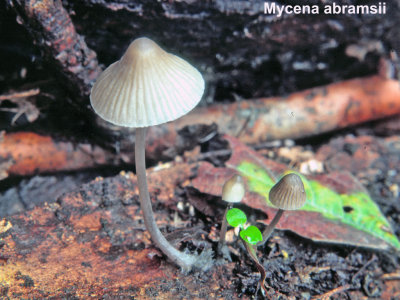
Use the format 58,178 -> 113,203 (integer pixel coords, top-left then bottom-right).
90,37 -> 205,271
259,173 -> 306,245
218,174 -> 245,254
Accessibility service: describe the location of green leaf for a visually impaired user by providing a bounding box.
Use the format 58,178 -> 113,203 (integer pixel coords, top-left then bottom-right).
226,208 -> 247,228
240,225 -> 263,245
237,161 -> 400,250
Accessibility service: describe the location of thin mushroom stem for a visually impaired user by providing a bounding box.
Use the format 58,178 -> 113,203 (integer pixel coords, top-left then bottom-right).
258,209 -> 284,246
135,127 -> 197,271
218,203 -> 233,253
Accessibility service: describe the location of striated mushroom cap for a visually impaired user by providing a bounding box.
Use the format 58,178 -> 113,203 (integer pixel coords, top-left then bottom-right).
269,173 -> 306,210
222,174 -> 245,203
90,37 -> 205,127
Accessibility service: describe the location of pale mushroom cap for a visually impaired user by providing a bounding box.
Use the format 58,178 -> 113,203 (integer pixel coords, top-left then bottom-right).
222,174 -> 245,203
269,173 -> 306,210
90,37 -> 205,127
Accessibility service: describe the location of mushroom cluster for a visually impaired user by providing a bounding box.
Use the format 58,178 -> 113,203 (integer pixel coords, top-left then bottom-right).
90,37 -> 205,271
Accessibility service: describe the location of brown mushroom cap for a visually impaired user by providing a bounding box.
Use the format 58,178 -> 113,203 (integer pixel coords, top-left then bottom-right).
222,174 -> 245,203
90,37 -> 205,127
269,173 -> 306,210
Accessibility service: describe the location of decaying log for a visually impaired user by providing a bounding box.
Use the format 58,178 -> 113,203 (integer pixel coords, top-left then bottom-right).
0,131 -> 117,179
148,75 -> 400,153
168,75 -> 400,144
0,166 -> 237,298
7,0 -> 102,100
6,0 -> 400,106
1,138 -> 399,297
4,0 -> 400,157
1,76 -> 399,178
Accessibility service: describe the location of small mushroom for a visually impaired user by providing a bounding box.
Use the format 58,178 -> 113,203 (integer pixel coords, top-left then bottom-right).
90,37 -> 205,271
259,173 -> 306,245
218,174 -> 245,254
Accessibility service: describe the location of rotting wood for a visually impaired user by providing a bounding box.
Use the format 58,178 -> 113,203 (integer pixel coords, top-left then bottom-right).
9,0 -> 400,99
6,0 -> 400,113
97,75 -> 400,154
0,131 -> 117,178
167,75 -> 400,144
8,0 -> 102,100
0,166 -> 237,298
1,76 -> 400,178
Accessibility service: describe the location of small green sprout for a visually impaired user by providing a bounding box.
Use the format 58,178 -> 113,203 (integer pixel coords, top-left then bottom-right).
240,225 -> 263,245
226,208 -> 247,228
226,207 -> 267,296
226,208 -> 263,245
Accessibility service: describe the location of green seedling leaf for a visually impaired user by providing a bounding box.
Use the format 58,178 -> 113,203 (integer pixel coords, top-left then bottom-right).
240,225 -> 263,245
226,208 -> 247,228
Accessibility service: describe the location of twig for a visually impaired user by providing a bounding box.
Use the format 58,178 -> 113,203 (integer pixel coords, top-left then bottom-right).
0,88 -> 40,101
312,284 -> 352,300
381,273 -> 400,280
197,149 -> 232,160
351,254 -> 377,282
